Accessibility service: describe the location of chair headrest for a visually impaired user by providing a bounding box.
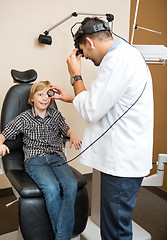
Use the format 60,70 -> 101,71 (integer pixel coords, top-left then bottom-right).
11,69 -> 37,83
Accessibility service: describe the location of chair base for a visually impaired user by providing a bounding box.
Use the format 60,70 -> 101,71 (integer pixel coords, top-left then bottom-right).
0,227 -> 23,240
0,231 -> 18,240
72,236 -> 80,240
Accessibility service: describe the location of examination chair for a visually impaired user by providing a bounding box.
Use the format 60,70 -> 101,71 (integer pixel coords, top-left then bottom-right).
1,69 -> 89,240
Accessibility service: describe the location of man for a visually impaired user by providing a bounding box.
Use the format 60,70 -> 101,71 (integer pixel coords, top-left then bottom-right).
51,17 -> 154,240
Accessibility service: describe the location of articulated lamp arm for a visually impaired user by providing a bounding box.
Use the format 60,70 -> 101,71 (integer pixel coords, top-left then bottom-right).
38,12 -> 114,45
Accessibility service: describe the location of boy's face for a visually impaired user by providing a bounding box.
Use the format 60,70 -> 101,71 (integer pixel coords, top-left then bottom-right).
31,88 -> 51,111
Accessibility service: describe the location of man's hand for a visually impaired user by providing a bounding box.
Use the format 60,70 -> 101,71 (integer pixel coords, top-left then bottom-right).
50,85 -> 74,103
67,49 -> 82,77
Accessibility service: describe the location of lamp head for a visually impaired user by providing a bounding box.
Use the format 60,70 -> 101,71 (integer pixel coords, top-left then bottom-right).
38,31 -> 52,45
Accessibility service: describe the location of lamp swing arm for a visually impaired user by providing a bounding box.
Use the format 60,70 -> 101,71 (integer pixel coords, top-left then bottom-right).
130,0 -> 161,45
135,25 -> 161,35
44,13 -> 76,35
131,0 -> 140,45
43,12 -> 114,35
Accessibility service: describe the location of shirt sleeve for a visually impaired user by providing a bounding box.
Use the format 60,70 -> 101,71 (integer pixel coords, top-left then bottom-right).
57,111 -> 70,137
73,50 -> 132,123
2,114 -> 23,140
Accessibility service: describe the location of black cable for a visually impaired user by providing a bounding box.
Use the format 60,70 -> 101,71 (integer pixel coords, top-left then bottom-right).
28,31 -> 149,169
111,31 -> 128,42
27,82 -> 147,168
57,82 -> 147,167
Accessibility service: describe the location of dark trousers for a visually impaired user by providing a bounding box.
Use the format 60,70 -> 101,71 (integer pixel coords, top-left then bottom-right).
100,173 -> 143,240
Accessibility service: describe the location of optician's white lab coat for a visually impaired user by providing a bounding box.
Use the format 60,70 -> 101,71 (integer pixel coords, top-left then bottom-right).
73,39 -> 154,177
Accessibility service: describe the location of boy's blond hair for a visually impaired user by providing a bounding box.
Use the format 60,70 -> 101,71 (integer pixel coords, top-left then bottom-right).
28,81 -> 53,107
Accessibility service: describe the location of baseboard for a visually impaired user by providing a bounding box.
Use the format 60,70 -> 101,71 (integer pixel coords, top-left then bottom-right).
0,187 -> 13,197
144,186 -> 167,201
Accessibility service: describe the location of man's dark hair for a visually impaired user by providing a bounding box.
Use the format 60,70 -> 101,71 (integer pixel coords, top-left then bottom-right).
74,17 -> 113,47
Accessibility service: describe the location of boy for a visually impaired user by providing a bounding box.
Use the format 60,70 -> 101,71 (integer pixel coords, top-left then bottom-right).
0,81 -> 82,240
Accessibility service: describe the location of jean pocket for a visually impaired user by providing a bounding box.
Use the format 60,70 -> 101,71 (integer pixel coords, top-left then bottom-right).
24,155 -> 38,166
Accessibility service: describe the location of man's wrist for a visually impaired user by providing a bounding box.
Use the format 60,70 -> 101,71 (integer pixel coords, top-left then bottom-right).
70,75 -> 83,86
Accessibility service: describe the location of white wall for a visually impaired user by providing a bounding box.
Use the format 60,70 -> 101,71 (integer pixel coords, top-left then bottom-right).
0,0 -> 131,178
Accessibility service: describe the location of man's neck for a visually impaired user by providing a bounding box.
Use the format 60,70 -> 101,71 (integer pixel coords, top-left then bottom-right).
103,38 -> 116,56
97,38 -> 116,65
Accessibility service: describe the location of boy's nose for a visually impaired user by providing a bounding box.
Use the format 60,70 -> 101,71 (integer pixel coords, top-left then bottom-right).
43,94 -> 48,100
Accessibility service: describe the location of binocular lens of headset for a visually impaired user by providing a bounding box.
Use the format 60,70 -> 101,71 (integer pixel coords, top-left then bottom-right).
47,89 -> 55,97
76,49 -> 84,56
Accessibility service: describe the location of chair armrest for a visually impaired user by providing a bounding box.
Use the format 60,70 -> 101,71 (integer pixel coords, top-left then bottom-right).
62,135 -> 70,146
7,170 -> 43,198
4,150 -> 87,198
63,136 -> 70,141
7,167 -> 87,198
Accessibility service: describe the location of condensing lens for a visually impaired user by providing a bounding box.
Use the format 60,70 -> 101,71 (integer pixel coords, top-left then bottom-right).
47,89 -> 55,97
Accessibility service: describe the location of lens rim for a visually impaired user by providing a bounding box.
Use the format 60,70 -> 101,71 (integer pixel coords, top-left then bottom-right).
47,89 -> 55,97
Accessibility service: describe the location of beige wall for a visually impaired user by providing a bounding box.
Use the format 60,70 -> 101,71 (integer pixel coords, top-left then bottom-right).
0,0 -> 131,182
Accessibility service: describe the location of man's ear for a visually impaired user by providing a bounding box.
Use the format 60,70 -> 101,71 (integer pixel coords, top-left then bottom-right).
86,37 -> 95,49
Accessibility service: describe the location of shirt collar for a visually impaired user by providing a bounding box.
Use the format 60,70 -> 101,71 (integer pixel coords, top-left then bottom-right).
31,107 -> 52,118
31,107 -> 37,118
106,39 -> 123,55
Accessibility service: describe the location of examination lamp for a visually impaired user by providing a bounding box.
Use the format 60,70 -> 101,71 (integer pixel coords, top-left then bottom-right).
38,12 -> 114,45
38,33 -> 52,45
130,0 -> 167,65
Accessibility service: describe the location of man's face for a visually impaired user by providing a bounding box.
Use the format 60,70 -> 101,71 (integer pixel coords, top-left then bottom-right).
79,42 -> 102,66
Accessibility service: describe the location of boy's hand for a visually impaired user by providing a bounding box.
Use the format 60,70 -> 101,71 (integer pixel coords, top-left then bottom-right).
0,144 -> 10,156
69,134 -> 82,150
67,129 -> 82,150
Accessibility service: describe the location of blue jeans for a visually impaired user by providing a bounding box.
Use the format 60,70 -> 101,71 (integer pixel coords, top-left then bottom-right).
25,154 -> 77,240
100,173 -> 143,240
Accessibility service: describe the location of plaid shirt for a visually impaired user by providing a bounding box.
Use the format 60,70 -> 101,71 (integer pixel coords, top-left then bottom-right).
2,108 -> 70,161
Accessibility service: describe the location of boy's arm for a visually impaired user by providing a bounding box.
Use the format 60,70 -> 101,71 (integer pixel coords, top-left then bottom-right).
0,134 -> 10,156
67,129 -> 82,150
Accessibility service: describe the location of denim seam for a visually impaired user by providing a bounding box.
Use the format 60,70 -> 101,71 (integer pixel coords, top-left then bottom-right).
117,178 -> 121,239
